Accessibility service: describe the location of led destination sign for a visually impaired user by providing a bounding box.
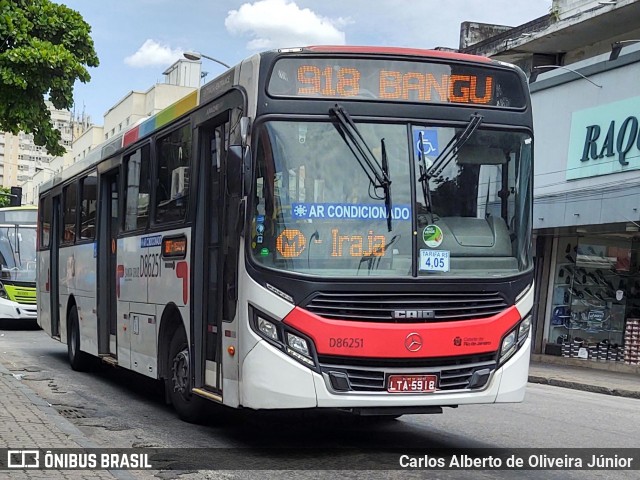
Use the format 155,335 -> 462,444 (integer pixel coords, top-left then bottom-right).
275,227 -> 390,259
268,58 -> 526,107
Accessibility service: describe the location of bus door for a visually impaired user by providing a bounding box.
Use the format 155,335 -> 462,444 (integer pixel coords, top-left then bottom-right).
50,195 -> 61,338
193,118 -> 227,394
97,169 -> 120,358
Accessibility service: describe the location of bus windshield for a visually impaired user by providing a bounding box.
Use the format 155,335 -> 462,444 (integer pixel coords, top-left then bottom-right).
250,119 -> 532,278
0,225 -> 37,282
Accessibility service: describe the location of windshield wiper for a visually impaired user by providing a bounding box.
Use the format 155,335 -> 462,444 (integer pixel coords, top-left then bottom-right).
416,114 -> 482,223
13,225 -> 22,266
380,138 -> 392,232
329,104 -> 393,231
426,113 -> 483,179
4,227 -> 18,267
357,234 -> 400,274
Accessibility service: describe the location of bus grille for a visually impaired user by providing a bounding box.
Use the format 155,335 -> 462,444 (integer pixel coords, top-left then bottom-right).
305,291 -> 508,322
319,357 -> 497,392
15,295 -> 37,305
6,287 -> 37,304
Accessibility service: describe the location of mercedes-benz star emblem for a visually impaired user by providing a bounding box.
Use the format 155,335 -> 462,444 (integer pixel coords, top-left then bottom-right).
404,332 -> 423,352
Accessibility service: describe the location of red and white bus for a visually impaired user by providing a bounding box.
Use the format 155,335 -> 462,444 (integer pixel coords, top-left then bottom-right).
37,46 -> 534,422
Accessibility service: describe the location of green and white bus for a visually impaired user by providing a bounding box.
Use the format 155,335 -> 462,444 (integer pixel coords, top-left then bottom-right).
0,205 -> 38,321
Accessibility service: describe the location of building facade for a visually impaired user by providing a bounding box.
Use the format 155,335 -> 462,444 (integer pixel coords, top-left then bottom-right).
531,45 -> 640,372
0,102 -> 72,192
460,0 -> 640,372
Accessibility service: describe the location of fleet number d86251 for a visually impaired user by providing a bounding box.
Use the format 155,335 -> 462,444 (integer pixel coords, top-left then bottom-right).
140,253 -> 162,277
329,337 -> 364,348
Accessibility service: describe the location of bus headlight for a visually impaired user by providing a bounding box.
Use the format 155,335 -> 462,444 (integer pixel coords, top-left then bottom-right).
257,316 -> 279,341
499,315 -> 532,366
286,332 -> 315,368
251,308 -> 318,371
518,315 -> 531,345
287,333 -> 310,357
499,329 -> 517,364
0,282 -> 8,299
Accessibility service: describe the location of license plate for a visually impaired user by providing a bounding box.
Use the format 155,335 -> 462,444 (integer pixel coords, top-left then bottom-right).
387,374 -> 438,393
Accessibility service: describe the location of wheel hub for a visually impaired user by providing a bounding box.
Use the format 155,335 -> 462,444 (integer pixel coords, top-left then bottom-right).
171,349 -> 190,395
70,328 -> 77,356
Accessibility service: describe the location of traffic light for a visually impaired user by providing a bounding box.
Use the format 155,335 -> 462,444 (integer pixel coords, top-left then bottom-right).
9,186 -> 22,206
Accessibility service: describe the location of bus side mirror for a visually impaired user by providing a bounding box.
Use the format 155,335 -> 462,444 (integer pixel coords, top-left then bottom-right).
227,145 -> 251,196
9,186 -> 22,206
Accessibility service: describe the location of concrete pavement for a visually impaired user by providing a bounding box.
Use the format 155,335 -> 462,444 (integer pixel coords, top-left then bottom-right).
0,361 -> 138,479
0,353 -> 637,477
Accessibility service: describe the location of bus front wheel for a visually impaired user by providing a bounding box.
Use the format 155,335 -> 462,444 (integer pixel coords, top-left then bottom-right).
167,328 -> 206,423
67,306 -> 89,371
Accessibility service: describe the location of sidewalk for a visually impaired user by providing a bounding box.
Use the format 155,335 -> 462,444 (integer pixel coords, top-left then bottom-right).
0,361 -> 138,479
528,361 -> 640,399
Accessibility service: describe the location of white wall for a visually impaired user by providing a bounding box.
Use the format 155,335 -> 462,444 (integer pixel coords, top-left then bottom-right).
531,45 -> 640,229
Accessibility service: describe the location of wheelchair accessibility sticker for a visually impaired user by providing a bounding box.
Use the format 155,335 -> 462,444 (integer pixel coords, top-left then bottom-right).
413,129 -> 439,161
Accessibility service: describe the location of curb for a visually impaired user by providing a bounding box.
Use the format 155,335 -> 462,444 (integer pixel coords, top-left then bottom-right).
528,375 -> 640,400
0,361 -> 137,480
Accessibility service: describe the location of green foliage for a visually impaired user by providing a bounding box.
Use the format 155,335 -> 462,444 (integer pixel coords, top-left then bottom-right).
549,5 -> 561,22
0,187 -> 11,207
0,0 -> 99,156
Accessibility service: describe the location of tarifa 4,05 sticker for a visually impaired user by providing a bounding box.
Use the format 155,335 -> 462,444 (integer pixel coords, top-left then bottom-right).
422,224 -> 444,248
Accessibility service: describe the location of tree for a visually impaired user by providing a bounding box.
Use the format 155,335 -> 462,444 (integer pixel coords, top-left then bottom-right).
0,187 -> 11,207
0,0 -> 99,156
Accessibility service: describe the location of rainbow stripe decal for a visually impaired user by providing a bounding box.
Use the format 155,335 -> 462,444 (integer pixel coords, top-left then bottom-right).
123,90 -> 198,148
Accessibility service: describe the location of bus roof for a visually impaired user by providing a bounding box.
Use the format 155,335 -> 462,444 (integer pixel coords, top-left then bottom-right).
0,205 -> 37,211
303,45 -> 493,64
0,205 -> 37,225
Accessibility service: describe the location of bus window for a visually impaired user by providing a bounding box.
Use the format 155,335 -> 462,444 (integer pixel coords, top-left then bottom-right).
0,234 -> 14,270
124,145 -> 151,231
155,125 -> 191,224
80,173 -> 98,240
40,196 -> 52,249
62,182 -> 78,244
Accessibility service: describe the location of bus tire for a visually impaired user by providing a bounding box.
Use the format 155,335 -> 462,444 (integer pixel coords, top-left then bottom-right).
167,328 -> 207,423
67,306 -> 89,371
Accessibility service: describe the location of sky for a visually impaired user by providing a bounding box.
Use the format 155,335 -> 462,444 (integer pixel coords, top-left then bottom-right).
59,0 -> 552,123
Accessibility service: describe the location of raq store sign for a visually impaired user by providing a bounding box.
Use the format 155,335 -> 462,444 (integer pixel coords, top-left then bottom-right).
567,95 -> 640,180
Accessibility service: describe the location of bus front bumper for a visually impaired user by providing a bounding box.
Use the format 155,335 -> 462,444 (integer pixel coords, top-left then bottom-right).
240,337 -> 531,410
0,298 -> 38,321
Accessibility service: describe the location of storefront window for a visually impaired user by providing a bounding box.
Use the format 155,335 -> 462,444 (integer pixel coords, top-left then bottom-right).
547,233 -> 640,363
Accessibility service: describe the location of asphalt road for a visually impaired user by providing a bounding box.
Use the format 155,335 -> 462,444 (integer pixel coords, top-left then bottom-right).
1,321 -> 638,480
